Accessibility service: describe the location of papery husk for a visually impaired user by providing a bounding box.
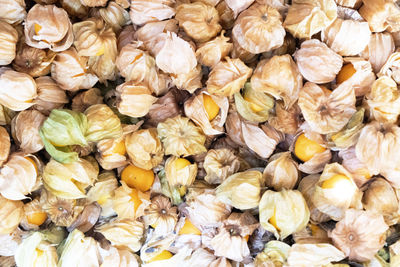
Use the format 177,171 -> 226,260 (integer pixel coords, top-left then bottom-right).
232,4 -> 285,54
365,76 -> 400,123
216,1 -> 235,30
390,240 -> 400,266
0,228 -> 24,257
263,152 -> 299,190
0,68 -> 37,111
0,126 -> 10,167
0,153 -> 39,200
96,2 -> 130,33
184,248 -> 216,266
294,39 -> 343,84
143,195 -> 178,236
157,115 -> 206,157
84,104 -> 122,142
339,147 -> 371,187
292,223 -> 331,244
254,240 -> 290,267
230,34 -> 257,64
359,0 -> 400,33
0,21 -> 17,65
225,0 -> 254,18
61,0 -> 89,19
268,102 -> 300,135
96,134 -> 129,171
171,64 -> 202,93
262,33 -> 297,60
298,82 -> 356,134
204,149 -> 241,184
0,0 -> 26,24
129,0 -> 175,26
251,55 -> 302,109
0,196 -> 23,234
87,171 -> 118,218
361,33 -> 394,73
196,31 -> 232,67
24,4 -> 73,52
184,90 -> 228,135
20,199 -> 47,231
322,18 -> 371,56
329,209 -> 388,262
100,246 -> 140,267
117,25 -> 135,51
116,81 -> 157,118
42,157 -> 98,199
33,77 -> 68,115
142,247 -> 192,267
125,128 -> 164,170
67,202 -> 101,233
211,212 -> 259,262
165,156 -> 197,187
71,88 -> 103,113
335,0 -> 361,8
259,190 -> 310,239
51,48 -> 99,91
11,110 -> 45,154
112,181 -> 150,219
80,0 -> 108,7
175,2 -> 221,42
12,44 -> 56,78
283,0 -> 338,39
14,232 -> 58,267
0,104 -> 15,126
286,243 -> 345,267
210,257 -> 232,267
207,57 -> 252,97
216,170 -> 263,209
311,163 -> 358,220
378,51 -> 400,84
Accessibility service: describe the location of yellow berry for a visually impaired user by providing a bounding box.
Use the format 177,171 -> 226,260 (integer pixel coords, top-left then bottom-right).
34,24 -> 42,35
25,157 -> 38,175
148,250 -> 173,262
175,158 -> 191,171
27,211 -> 47,226
129,188 -> 142,212
269,208 -> 280,231
179,219 -> 201,235
244,96 -> 264,112
321,174 -> 352,189
121,164 -> 154,192
336,63 -> 356,85
203,94 -> 220,121
105,139 -> 126,156
294,134 -> 326,162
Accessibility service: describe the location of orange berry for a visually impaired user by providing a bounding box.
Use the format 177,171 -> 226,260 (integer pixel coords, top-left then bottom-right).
179,219 -> 201,235
203,94 -> 220,121
336,63 -> 356,85
294,134 -> 326,162
121,164 -> 154,192
27,211 -> 47,226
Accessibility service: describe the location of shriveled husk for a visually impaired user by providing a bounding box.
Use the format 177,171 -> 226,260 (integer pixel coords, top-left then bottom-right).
311,163 -> 359,220
143,195 -> 178,236
61,0 -> 88,19
71,88 -> 103,113
129,0 -> 175,26
51,48 -> 99,91
96,219 -> 144,253
298,82 -> 356,134
263,152 -> 299,190
33,77 -> 68,115
294,39 -> 343,84
157,115 -> 206,157
196,31 -> 232,67
0,68 -> 37,111
0,196 -> 23,234
0,126 -> 9,167
0,0 -> 26,24
322,18 -> 371,56
14,232 -> 58,267
115,81 -> 157,118
42,157 -> 98,199
259,190 -> 310,239
24,4 -> 73,52
13,44 -> 56,78
100,246 -> 140,267
0,21 -> 17,65
210,212 -> 259,262
286,243 -> 346,267
171,63 -> 202,94
145,89 -> 183,125
165,156 -> 197,187
232,4 -> 285,54
359,0 -> 400,33
175,2 -> 221,42
339,147 -> 371,187
283,0 -> 337,39
215,1 -> 234,30
329,209 -> 388,262
112,181 -> 150,219
268,102 -> 301,135
251,55 -> 302,109
254,240 -> 290,267
361,32 -> 395,73
203,149 -> 241,184
125,128 -> 163,170
378,51 -> 400,84
86,171 -> 117,218
0,153 -> 39,200
95,1 -> 130,32
84,104 -> 122,142
184,90 -> 228,135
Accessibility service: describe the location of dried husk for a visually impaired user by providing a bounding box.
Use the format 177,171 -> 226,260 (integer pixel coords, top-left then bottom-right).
225,0 -> 254,18
207,57 -> 252,97
87,171 -> 118,218
259,190 -> 310,239
0,21 -> 17,65
0,0 -> 26,24
361,32 -> 395,73
0,126 -> 10,167
216,1 -> 235,29
196,31 -> 232,67
100,246 -> 140,267
0,196 -> 23,234
116,81 -> 157,118
232,4 -> 284,54
84,104 -> 122,142
24,4 -> 73,52
165,156 -> 196,188
142,247 -> 192,267
263,152 -> 299,190
0,68 -> 37,111
171,63 -> 202,93
359,0 -> 400,33
378,51 -> 400,84
129,0 -> 175,26
335,0 -> 361,8
321,18 -> 371,56
96,2 -> 130,33
175,2 -> 221,42
143,195 -> 178,236
33,77 -> 68,115
96,134 -> 128,171
117,25 -> 135,51
298,82 -> 356,134
203,149 -> 241,184
254,240 -> 290,267
286,243 -> 345,267
339,147 -> 371,187
311,163 -> 359,220
51,48 -> 99,91
66,202 -> 101,233
329,209 -> 388,262
283,0 -> 338,39
71,88 -> 103,113
20,199 -> 47,231
61,0 -> 89,19
157,115 -> 206,157
251,55 -> 302,109
0,228 -> 24,257
112,181 -> 150,219
184,248 -> 216,266
80,0 -> 108,7
269,102 -> 301,135
294,39 -> 343,84
292,223 -> 331,244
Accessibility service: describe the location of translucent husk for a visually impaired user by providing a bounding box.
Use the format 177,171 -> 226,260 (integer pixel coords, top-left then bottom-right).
259,190 -> 310,239
263,152 -> 299,190
112,181 -> 150,219
359,0 -> 400,33
0,196 -> 23,234
71,88 -> 103,113
0,228 -> 24,257
165,156 -> 197,187
292,223 -> 331,244
0,68 -> 37,111
196,31 -> 232,67
143,195 -> 178,236
361,33 -> 394,73
206,57 -> 252,97
283,0 -> 338,39
96,2 -> 130,33
232,3 -> 285,54
390,240 -> 400,266
294,39 -> 343,84
100,246 -> 140,267
378,51 -> 400,84
24,4 -> 73,52
0,126 -> 10,167
61,0 -> 88,19
171,63 -> 202,94
339,147 -> 371,187
286,243 -> 345,266
86,171 -> 117,218
184,248 -> 216,266
311,163 -> 359,220
0,21 -> 17,65
129,0 -> 175,26
203,149 -> 241,184
33,77 -> 68,115
20,199 -> 47,231
254,240 -> 290,267
329,209 -> 389,262
335,0 -> 361,8
251,55 -> 302,109
84,104 -> 122,142
0,0 -> 26,24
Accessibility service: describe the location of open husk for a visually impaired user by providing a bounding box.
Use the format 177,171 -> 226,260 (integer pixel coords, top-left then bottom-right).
263,152 -> 299,190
